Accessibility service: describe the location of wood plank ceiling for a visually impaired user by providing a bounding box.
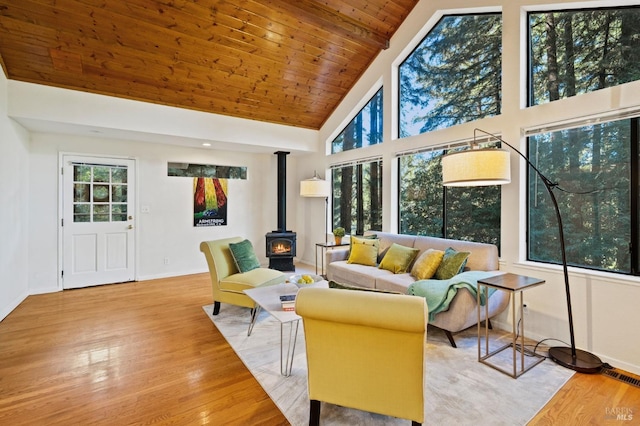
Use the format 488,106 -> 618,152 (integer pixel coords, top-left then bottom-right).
0,0 -> 418,130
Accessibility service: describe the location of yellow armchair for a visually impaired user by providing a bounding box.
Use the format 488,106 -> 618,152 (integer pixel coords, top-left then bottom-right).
200,237 -> 286,315
295,287 -> 427,425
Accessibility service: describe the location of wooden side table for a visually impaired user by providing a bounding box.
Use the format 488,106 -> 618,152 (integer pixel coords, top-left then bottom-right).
315,242 -> 349,276
477,273 -> 546,378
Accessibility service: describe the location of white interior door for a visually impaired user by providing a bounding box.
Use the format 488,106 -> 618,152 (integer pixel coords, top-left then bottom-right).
62,155 -> 136,289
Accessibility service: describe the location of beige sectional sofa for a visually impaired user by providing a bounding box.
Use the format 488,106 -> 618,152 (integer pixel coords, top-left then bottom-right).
326,231 -> 510,347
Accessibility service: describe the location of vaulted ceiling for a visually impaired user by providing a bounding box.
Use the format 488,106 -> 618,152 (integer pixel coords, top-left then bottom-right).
0,0 -> 418,130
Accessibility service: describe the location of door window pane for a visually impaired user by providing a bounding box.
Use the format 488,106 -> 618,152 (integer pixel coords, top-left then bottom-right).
71,164 -> 129,223
74,184 -> 90,203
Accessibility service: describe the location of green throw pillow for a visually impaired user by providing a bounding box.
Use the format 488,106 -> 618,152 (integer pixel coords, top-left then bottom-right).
378,243 -> 420,274
228,239 -> 261,273
434,247 -> 470,280
347,240 -> 379,266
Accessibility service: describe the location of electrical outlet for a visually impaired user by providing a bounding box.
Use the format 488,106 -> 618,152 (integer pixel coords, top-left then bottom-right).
164,258 -> 170,265
523,304 -> 529,315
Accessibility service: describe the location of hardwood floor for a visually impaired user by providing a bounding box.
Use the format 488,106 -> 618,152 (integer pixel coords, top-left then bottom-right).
0,272 -> 638,425
0,273 -> 288,425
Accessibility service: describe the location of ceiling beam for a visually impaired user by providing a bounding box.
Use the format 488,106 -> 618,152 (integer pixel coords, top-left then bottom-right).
269,0 -> 390,50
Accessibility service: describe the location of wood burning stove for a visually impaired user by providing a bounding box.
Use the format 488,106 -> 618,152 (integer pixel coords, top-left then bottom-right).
266,151 -> 296,271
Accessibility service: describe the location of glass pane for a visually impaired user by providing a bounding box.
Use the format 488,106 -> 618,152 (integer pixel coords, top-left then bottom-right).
111,167 -> 127,183
398,146 -> 501,248
111,204 -> 127,215
93,185 -> 110,202
74,204 -> 90,214
74,184 -> 90,203
112,214 -> 127,222
331,88 -> 383,154
399,14 -> 502,137
528,119 -> 631,272
93,167 -> 110,183
94,205 -> 109,215
529,7 -> 640,107
112,185 -> 127,202
74,214 -> 90,223
332,160 -> 382,234
73,165 -> 91,182
93,214 -> 110,222
399,151 -> 445,237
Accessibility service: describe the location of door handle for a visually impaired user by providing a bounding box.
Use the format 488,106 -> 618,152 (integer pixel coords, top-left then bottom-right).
128,225 -> 133,230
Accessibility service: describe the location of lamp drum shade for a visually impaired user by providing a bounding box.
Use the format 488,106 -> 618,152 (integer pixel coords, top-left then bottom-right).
442,148 -> 511,187
300,176 -> 330,197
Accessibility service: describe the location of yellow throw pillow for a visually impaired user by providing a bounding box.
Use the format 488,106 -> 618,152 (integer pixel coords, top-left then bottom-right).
411,249 -> 445,280
350,235 -> 379,250
347,242 -> 379,266
378,243 -> 420,274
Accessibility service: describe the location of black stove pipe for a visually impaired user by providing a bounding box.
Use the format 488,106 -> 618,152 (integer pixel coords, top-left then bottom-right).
275,151 -> 290,232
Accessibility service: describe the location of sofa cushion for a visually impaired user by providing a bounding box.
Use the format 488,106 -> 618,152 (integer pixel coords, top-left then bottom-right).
374,273 -> 416,294
329,280 -> 402,294
228,239 -> 260,273
434,247 -> 470,280
347,242 -> 379,266
327,260 -> 389,289
411,249 -> 445,280
378,243 -> 420,274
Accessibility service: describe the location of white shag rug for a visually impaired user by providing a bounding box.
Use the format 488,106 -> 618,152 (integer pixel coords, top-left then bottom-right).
203,304 -> 573,426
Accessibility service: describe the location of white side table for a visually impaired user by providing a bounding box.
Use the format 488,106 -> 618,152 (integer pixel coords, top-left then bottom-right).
244,281 -> 328,376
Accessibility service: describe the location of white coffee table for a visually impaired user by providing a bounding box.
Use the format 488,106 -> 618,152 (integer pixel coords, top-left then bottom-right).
244,280 -> 328,376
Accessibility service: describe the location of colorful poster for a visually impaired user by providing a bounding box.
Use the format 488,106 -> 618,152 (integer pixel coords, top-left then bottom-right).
193,177 -> 228,227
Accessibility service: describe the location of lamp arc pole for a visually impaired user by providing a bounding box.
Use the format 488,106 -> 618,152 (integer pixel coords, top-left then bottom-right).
470,129 -> 602,373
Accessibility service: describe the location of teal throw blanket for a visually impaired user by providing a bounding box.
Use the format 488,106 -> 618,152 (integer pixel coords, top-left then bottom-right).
407,271 -> 498,322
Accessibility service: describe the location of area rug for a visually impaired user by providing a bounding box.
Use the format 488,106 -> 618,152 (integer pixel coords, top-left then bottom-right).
203,304 -> 574,425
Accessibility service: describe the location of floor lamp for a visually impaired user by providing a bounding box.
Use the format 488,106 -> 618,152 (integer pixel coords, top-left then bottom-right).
441,128 -> 603,374
300,171 -> 331,244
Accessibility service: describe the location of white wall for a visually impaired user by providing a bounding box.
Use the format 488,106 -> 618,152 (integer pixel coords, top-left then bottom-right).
0,71 -> 30,319
318,0 -> 640,374
27,133 -> 302,293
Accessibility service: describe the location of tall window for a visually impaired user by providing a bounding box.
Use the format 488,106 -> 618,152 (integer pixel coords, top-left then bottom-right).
529,7 -> 640,106
399,13 -> 502,137
332,160 -> 382,235
331,88 -> 383,154
528,117 -> 638,274
399,146 -> 501,247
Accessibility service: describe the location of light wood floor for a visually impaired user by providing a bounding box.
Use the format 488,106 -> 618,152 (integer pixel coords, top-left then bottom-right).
0,272 -> 638,425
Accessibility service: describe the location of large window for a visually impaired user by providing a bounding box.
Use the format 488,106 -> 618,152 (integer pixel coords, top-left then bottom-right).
332,160 -> 382,235
399,147 -> 501,247
331,88 -> 383,154
399,13 -> 502,137
528,117 -> 638,274
529,7 -> 640,106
